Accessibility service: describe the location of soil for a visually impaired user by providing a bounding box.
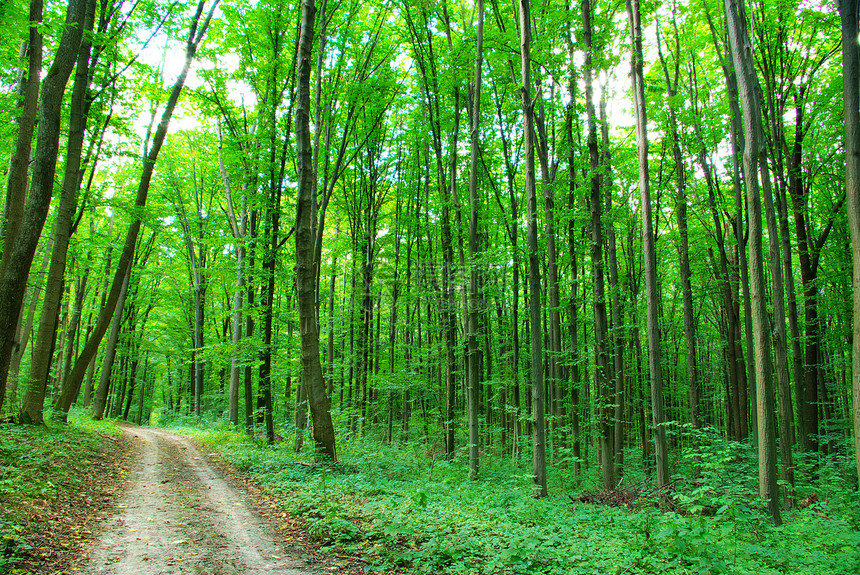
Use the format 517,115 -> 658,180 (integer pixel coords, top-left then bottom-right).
22,426 -> 366,575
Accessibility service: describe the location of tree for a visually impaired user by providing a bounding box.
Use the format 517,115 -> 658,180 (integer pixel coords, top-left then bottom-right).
518,0 -> 547,498
466,0 -> 485,481
295,0 -> 337,462
724,0 -> 782,525
18,0 -> 97,424
0,0 -> 90,413
628,0 -> 669,488
843,0 -> 860,486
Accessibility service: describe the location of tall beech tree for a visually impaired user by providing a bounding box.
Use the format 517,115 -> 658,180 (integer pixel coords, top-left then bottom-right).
725,0 -> 782,525
466,0 -> 485,480
18,0 -> 97,424
628,0 -> 668,488
295,0 -> 337,462
843,0 -> 860,485
519,0 -> 547,498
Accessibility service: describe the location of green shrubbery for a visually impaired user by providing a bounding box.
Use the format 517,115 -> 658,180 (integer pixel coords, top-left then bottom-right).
176,421 -> 860,575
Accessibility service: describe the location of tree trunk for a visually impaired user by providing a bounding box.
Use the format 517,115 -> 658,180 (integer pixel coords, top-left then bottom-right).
600,93 -> 625,474
0,0 -> 88,412
0,0 -> 43,284
91,263 -> 132,420
582,0 -> 614,492
629,0 -> 668,488
18,0 -> 96,424
518,0 -> 547,498
657,18 -> 699,432
725,0 -> 782,525
842,0 -> 860,487
466,0 -> 485,480
295,0 -> 337,462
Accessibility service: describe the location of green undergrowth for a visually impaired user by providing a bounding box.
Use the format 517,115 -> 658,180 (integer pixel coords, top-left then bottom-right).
0,409 -> 122,573
173,422 -> 860,575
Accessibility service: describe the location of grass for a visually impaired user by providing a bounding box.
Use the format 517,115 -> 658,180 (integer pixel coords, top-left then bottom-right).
0,409 -> 123,573
164,416 -> 860,575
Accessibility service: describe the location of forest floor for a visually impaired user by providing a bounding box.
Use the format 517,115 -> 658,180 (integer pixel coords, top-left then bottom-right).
19,425 -> 367,575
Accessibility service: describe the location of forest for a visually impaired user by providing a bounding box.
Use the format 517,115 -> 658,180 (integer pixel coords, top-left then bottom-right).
2,0 -> 860,571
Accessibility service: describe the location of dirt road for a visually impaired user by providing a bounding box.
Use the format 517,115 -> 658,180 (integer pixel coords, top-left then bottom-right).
82,427 -> 321,575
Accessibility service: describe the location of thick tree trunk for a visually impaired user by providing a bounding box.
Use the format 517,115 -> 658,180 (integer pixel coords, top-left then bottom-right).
0,0 -> 88,412
18,0 -> 96,424
0,0 -> 43,283
295,0 -> 337,462
6,242 -> 51,409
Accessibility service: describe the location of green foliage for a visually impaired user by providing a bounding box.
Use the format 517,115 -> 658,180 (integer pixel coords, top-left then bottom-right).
178,424 -> 860,575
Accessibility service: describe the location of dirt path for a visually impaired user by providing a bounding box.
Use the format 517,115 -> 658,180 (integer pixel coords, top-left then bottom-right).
82,427 -> 322,575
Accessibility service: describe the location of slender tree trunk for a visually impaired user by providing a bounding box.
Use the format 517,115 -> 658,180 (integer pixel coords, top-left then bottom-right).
725,0 -> 782,525
91,263 -> 132,420
582,0 -> 614,491
599,94 -> 624,474
518,0 -> 547,498
842,0 -> 860,487
491,85 -> 521,460
228,242 -> 244,425
244,209 -> 257,434
326,241 -> 338,397
466,0 -> 485,480
566,115 -> 582,476
657,19 -> 699,432
629,0 -> 668,488
387,199 -> 402,444
296,0 -> 336,462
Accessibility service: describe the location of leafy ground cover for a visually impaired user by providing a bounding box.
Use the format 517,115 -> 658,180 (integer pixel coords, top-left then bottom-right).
171,419 -> 860,575
0,411 -> 128,574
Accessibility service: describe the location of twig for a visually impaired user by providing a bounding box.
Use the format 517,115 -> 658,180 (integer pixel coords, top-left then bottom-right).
335,554 -> 369,564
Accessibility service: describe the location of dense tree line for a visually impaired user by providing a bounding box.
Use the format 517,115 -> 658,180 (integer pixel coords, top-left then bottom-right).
1,0 -> 857,525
